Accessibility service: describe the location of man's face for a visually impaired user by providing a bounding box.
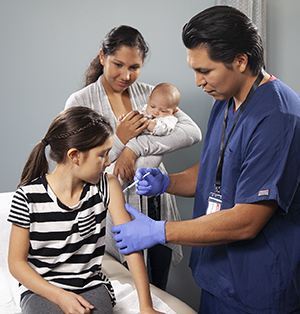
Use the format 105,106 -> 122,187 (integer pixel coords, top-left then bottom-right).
187,46 -> 242,101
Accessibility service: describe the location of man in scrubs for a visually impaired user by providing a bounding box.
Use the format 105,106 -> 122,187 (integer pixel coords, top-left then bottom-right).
111,6 -> 300,313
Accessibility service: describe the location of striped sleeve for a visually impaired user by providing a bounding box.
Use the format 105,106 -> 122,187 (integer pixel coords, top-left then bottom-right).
98,173 -> 110,208
8,188 -> 30,228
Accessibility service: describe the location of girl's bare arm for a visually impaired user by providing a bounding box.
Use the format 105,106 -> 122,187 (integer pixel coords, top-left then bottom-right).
107,174 -> 164,314
8,224 -> 94,314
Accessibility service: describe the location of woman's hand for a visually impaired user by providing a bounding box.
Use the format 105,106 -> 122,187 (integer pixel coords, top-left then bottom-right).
117,110 -> 148,144
56,290 -> 94,314
113,147 -> 138,182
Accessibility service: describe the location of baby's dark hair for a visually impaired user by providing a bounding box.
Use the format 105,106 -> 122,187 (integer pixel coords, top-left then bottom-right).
19,106 -> 113,187
85,25 -> 149,87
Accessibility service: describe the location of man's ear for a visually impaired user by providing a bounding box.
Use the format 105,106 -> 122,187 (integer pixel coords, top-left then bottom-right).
235,53 -> 248,73
67,148 -> 81,165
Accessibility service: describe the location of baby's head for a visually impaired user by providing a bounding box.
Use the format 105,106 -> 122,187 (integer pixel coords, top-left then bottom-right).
146,83 -> 180,119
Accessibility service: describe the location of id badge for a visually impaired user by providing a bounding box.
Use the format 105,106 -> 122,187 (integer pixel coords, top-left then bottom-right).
206,192 -> 222,215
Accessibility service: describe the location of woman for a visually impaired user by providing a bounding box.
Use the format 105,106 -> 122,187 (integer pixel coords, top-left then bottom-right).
65,25 -> 201,290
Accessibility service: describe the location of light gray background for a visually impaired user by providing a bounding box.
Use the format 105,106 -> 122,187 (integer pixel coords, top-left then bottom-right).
1,0 -> 300,311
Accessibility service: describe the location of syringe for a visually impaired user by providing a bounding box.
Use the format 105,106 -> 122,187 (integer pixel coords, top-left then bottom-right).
123,172 -> 151,193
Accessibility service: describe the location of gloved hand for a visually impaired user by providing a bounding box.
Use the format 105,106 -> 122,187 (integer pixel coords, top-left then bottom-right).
111,203 -> 166,255
134,167 -> 170,196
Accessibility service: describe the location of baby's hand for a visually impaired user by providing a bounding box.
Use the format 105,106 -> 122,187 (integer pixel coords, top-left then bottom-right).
147,120 -> 156,133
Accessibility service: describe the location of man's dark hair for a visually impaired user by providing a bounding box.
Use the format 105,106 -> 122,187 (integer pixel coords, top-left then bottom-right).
182,5 -> 265,75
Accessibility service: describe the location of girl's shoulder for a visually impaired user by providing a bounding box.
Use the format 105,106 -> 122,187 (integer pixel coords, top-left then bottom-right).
105,174 -> 124,198
105,173 -> 121,189
16,176 -> 47,197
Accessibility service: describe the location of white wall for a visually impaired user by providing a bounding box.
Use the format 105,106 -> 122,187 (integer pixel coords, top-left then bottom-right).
266,0 -> 300,94
1,0 -> 300,311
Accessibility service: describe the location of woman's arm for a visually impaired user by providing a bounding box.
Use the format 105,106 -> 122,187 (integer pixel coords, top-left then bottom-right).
8,224 -> 94,314
107,174 -> 164,314
65,90 -> 148,165
126,109 -> 202,157
114,110 -> 201,181
111,111 -> 149,180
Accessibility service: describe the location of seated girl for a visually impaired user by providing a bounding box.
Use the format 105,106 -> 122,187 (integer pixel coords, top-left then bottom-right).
7,106 -> 163,314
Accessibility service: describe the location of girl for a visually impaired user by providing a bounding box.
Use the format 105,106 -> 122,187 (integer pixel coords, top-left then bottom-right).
65,25 -> 202,290
8,106 -> 163,314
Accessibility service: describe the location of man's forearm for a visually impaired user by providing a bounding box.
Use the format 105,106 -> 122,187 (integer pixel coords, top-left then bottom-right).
165,201 -> 277,246
167,162 -> 200,197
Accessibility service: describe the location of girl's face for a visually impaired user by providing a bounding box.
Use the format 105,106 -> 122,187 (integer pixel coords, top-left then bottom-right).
78,136 -> 113,184
100,45 -> 143,94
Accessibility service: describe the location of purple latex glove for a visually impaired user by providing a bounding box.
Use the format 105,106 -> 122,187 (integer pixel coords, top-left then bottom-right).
111,203 -> 166,254
134,167 -> 170,196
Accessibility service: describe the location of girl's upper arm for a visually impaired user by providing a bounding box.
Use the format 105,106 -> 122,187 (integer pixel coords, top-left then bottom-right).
8,224 -> 30,265
107,174 -> 131,225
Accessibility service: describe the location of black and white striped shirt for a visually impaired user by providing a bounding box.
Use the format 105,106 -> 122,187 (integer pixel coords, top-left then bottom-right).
8,174 -> 115,305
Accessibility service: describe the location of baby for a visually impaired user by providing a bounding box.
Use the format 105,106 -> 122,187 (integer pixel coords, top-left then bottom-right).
136,83 -> 180,169
141,82 -> 180,135
117,83 -> 181,176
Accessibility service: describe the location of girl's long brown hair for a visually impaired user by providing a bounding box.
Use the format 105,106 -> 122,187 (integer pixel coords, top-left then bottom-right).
19,106 -> 113,187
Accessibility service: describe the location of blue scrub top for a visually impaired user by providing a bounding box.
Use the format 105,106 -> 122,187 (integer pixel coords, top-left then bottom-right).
190,79 -> 300,313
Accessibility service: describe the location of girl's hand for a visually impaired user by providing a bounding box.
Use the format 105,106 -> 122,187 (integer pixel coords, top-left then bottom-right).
117,110 -> 148,144
140,307 -> 165,314
56,290 -> 94,314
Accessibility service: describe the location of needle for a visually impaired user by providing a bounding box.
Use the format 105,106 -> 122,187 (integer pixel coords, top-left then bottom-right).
123,172 -> 151,193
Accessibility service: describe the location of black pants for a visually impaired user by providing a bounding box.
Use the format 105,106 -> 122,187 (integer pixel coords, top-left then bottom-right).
147,195 -> 172,291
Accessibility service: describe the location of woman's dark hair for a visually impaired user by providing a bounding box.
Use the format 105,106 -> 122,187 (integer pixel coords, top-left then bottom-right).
19,107 -> 113,187
182,5 -> 265,75
85,25 -> 149,87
